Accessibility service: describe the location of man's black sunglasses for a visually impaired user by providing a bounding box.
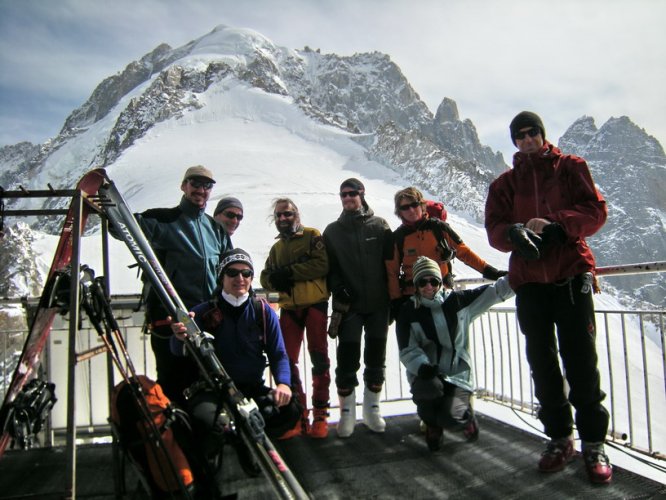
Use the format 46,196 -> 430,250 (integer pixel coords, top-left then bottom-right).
514,128 -> 540,141
275,211 -> 295,218
399,201 -> 420,211
223,211 -> 243,220
340,190 -> 360,198
417,277 -> 442,288
188,179 -> 214,190
223,268 -> 253,278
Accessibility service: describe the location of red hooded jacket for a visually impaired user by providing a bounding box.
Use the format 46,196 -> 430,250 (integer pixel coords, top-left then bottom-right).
484,142 -> 607,290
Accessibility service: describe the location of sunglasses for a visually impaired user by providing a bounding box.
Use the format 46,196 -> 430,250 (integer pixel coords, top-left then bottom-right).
223,268 -> 253,278
514,128 -> 540,141
275,211 -> 295,218
222,211 -> 243,220
188,179 -> 214,190
399,201 -> 420,211
340,190 -> 360,198
417,277 -> 442,288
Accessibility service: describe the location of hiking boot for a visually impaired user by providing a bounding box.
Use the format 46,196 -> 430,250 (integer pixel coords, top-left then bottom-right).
277,419 -> 303,440
310,407 -> 329,439
337,390 -> 357,438
279,407 -> 310,440
300,408 -> 311,435
538,437 -> 575,472
583,446 -> 613,484
362,386 -> 386,433
425,425 -> 443,451
463,416 -> 479,442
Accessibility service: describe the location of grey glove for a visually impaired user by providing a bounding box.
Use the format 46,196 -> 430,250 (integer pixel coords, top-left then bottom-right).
508,224 -> 542,260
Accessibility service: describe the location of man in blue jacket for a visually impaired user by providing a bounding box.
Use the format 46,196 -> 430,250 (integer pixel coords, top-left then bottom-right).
136,165 -> 231,405
170,249 -> 299,442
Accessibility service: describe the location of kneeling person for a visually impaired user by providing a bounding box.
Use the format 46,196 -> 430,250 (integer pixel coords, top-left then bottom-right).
170,249 -> 301,463
396,256 -> 514,451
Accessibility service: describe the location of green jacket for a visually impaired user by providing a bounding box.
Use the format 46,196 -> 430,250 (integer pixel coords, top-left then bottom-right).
136,196 -> 231,313
260,225 -> 329,309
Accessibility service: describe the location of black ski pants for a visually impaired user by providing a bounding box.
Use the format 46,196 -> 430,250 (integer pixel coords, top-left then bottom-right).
516,275 -> 609,443
335,306 -> 389,392
412,378 -> 474,430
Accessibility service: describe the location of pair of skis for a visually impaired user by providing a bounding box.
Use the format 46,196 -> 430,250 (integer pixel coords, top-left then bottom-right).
96,172 -> 308,499
0,168 -> 308,499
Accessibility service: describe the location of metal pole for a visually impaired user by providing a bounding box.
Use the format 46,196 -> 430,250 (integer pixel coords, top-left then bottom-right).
64,191 -> 83,499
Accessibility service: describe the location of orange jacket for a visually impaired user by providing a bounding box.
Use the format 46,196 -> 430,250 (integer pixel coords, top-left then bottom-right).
386,217 -> 487,299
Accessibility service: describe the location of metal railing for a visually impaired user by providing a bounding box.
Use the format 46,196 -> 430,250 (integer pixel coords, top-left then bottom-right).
1,266 -> 664,462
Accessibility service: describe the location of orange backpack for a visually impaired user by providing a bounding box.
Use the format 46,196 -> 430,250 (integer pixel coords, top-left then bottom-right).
110,375 -> 194,494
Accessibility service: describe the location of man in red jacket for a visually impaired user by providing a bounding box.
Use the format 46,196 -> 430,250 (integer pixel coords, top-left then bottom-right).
484,111 -> 612,485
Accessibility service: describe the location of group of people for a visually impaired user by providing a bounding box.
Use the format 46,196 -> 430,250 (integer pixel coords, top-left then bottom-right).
130,111 -> 613,486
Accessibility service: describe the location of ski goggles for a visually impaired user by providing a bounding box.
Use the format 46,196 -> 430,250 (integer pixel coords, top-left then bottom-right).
514,127 -> 540,141
222,211 -> 243,220
223,268 -> 253,278
275,211 -> 295,218
416,277 -> 442,288
188,179 -> 214,190
399,201 -> 420,211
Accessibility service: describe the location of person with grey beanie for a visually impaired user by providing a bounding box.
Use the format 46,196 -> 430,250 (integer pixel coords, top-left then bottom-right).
214,196 -> 244,237
396,256 -> 514,451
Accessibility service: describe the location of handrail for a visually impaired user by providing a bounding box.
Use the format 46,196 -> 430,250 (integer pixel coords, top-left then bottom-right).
455,260 -> 666,286
1,265 -> 664,467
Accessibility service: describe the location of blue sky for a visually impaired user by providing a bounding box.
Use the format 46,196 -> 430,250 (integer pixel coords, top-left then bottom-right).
1,0 -> 665,162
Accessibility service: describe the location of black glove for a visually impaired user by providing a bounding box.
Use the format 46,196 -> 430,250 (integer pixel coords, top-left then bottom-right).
270,267 -> 293,293
540,222 -> 566,246
389,298 -> 407,324
481,265 -> 508,281
508,224 -> 542,260
417,363 -> 439,380
333,286 -> 353,305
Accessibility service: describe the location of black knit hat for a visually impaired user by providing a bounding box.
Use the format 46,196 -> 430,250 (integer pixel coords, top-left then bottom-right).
340,178 -> 365,192
218,248 -> 253,275
509,111 -> 545,146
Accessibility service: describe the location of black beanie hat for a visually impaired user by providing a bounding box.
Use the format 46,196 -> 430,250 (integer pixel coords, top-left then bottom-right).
340,177 -> 369,211
340,177 -> 365,192
218,248 -> 253,275
510,111 -> 545,146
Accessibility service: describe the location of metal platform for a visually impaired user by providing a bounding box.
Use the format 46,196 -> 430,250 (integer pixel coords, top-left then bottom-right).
1,413 -> 664,499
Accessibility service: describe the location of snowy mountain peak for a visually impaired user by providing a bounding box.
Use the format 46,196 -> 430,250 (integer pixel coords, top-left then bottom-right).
191,25 -> 281,61
1,24 -> 664,309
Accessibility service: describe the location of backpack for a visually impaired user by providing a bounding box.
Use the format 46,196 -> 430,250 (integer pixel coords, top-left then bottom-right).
425,200 -> 448,222
395,201 -> 461,289
110,375 -> 195,496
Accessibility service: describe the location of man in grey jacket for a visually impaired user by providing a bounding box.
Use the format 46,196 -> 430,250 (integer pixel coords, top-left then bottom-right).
323,178 -> 393,438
